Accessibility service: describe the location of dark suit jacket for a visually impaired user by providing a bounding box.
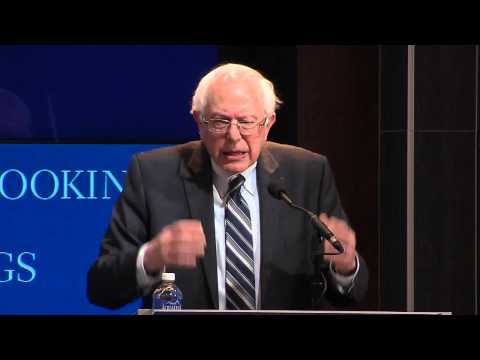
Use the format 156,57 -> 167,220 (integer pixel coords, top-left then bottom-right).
87,141 -> 368,310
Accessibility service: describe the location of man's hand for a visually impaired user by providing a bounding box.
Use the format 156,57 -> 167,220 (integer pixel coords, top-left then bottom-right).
143,219 -> 206,274
319,213 -> 357,275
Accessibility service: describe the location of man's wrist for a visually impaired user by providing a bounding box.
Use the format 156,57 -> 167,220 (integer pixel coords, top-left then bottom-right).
331,257 -> 357,276
142,242 -> 163,276
136,243 -> 163,294
329,253 -> 360,294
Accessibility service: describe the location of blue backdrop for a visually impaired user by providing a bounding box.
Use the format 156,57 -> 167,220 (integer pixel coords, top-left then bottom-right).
0,144 -> 166,314
0,45 -> 217,142
0,45 -> 218,314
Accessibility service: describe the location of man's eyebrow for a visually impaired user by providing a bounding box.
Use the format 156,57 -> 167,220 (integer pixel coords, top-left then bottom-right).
208,112 -> 259,120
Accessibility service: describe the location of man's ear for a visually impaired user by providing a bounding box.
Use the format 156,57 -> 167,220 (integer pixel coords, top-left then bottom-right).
268,113 -> 276,128
264,113 -> 276,140
192,111 -> 201,125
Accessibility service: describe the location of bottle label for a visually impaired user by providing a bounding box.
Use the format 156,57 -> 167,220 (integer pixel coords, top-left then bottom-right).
152,283 -> 183,312
160,304 -> 182,310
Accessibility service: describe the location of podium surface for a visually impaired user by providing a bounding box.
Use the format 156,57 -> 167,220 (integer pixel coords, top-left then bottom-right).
137,309 -> 451,315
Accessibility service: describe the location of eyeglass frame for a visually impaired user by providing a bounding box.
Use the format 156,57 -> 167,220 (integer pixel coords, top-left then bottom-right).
199,114 -> 270,135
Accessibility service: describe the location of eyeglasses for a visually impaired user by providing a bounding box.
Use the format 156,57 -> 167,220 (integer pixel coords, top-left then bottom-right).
200,115 -> 269,135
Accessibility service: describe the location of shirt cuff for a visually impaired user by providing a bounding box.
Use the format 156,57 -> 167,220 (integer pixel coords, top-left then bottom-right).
136,243 -> 163,295
329,253 -> 360,295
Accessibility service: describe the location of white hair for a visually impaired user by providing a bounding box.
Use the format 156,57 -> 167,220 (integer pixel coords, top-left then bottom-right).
191,63 -> 282,117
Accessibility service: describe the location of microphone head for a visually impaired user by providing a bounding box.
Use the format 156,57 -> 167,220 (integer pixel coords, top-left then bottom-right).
268,180 -> 286,200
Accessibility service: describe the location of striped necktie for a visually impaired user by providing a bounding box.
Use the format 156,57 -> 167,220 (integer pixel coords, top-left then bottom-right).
224,174 -> 255,310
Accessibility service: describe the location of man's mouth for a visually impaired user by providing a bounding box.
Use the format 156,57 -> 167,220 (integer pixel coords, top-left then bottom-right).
222,150 -> 247,159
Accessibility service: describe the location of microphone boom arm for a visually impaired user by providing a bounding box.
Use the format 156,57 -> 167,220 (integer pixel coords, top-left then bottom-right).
277,191 -> 345,254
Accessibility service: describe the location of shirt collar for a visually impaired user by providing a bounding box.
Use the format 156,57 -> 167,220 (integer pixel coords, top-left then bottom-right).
211,159 -> 257,199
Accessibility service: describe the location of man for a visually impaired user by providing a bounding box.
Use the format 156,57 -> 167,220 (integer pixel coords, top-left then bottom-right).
87,63 -> 368,310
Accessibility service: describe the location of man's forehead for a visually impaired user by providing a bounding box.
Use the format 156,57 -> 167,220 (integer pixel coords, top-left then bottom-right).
205,102 -> 261,117
207,81 -> 262,107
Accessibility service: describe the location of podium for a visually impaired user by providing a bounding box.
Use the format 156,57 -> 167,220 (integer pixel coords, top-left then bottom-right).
137,309 -> 451,315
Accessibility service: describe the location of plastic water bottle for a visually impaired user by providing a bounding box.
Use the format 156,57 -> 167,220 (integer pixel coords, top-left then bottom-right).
152,273 -> 183,312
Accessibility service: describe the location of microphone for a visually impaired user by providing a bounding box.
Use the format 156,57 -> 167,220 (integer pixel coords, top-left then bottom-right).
268,181 -> 345,254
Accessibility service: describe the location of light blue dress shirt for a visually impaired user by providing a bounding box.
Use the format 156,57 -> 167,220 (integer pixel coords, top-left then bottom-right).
210,160 -> 261,310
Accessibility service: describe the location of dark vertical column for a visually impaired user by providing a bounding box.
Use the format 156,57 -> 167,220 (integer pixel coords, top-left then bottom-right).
297,45 -> 380,309
414,45 -> 477,314
477,46 -> 479,316
379,45 -> 408,311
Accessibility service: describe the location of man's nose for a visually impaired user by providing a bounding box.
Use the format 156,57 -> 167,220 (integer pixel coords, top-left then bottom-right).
225,120 -> 242,142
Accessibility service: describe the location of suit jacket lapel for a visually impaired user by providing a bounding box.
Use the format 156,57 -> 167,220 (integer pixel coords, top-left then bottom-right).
180,143 -> 219,309
257,144 -> 283,308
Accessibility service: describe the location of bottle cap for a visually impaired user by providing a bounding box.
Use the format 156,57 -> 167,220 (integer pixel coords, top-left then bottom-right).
161,272 -> 175,281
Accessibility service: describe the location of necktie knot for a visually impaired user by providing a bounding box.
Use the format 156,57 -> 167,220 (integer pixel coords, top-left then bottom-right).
226,174 -> 245,200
